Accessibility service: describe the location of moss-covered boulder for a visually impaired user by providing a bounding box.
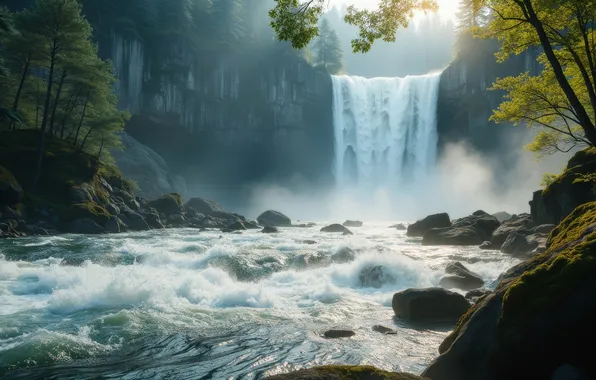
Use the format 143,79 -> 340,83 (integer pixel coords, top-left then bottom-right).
531,147 -> 596,225
146,193 -> 183,215
0,165 -> 23,206
422,201 -> 596,380
266,365 -> 428,379
61,202 -> 111,227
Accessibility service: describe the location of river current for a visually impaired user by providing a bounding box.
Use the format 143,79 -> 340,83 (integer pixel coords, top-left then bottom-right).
0,223 -> 519,379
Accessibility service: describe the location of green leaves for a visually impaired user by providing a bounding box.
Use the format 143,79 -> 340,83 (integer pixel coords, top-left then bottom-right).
270,0 -> 437,53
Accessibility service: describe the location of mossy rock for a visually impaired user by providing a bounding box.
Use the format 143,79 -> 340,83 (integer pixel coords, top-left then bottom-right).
266,365 -> 428,379
61,202 -> 110,226
0,165 -> 23,205
146,193 -> 183,215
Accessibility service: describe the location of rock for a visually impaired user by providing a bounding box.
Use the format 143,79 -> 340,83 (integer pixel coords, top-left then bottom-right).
532,224 -> 556,234
321,224 -> 352,234
185,197 -> 223,216
142,209 -> 165,229
302,240 -> 317,245
331,247 -> 356,263
359,265 -> 394,288
490,213 -> 535,248
227,220 -> 246,231
439,262 -> 484,291
343,220 -> 363,227
372,325 -> 397,335
479,241 -> 494,250
105,216 -> 125,233
407,213 -> 451,237
266,366 -> 427,380
292,252 -> 328,267
464,289 -> 491,302
422,227 -> 484,246
342,229 -> 354,236
168,214 -> 186,226
451,210 -> 501,241
0,166 -> 23,206
261,226 -> 278,233
422,201 -> 596,380
323,330 -> 355,338
111,133 -> 187,199
500,232 -> 538,256
24,225 -> 49,236
392,288 -> 470,324
66,218 -> 105,234
492,211 -> 512,223
198,216 -> 225,229
2,205 -> 21,220
243,220 -> 260,229
105,203 -> 120,216
146,193 -> 183,215
390,223 -> 407,230
121,211 -> 150,231
68,186 -> 93,204
257,210 -> 291,227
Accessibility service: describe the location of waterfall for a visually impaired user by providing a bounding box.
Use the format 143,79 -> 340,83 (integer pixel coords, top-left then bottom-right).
331,73 -> 441,192
111,34 -> 144,113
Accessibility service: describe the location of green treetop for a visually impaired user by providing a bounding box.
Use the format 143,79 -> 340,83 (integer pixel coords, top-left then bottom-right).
312,18 -> 344,74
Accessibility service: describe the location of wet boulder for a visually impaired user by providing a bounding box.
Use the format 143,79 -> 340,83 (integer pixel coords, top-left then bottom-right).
359,265 -> 394,288
392,288 -> 470,324
323,330 -> 355,338
146,193 -> 183,215
372,325 -> 397,335
407,213 -> 451,237
343,220 -> 363,227
321,224 -> 352,234
331,247 -> 356,263
120,210 -> 150,231
257,210 -> 291,227
490,213 -> 535,248
261,226 -> 278,233
422,227 -> 484,246
451,210 -> 501,241
439,262 -> 484,291
66,218 -> 105,234
500,232 -> 538,256
185,197 -> 223,216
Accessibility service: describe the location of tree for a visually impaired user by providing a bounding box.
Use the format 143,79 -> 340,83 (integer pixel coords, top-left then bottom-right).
269,0 -> 437,53
312,19 -> 344,74
464,0 -> 596,154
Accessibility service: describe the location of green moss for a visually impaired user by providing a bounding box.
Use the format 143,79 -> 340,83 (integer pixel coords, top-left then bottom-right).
60,202 -> 110,226
542,147 -> 596,196
267,365 -> 427,379
500,201 -> 596,328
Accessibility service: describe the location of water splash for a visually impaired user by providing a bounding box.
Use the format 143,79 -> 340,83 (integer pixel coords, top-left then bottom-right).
331,73 -> 441,191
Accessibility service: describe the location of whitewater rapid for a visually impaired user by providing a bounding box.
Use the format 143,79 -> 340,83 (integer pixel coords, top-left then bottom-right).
331,74 -> 441,190
0,225 -> 519,379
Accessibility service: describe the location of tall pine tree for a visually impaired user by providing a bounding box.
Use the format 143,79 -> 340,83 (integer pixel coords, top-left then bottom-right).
312,19 -> 344,74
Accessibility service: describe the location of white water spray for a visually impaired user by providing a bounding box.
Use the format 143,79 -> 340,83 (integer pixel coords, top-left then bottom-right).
331,73 -> 441,192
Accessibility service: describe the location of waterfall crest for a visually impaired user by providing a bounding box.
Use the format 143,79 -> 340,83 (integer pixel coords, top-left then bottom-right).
331,73 -> 441,192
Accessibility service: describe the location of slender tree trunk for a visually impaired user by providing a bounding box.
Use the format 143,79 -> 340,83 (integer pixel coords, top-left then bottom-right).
9,55 -> 31,131
79,128 -> 92,151
35,81 -> 40,129
523,0 -> 596,146
33,47 -> 57,190
60,92 -> 78,139
96,136 -> 104,160
48,69 -> 67,137
74,90 -> 90,146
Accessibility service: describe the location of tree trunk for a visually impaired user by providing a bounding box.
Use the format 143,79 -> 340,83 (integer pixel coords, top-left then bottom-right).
35,81 -> 40,129
48,69 -> 67,137
96,136 -> 104,160
79,128 -> 92,152
60,92 -> 78,139
73,90 -> 90,146
10,55 -> 31,131
33,47 -> 57,190
523,0 -> 596,146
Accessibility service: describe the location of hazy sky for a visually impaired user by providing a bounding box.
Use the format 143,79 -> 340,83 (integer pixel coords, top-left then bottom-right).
328,0 -> 460,22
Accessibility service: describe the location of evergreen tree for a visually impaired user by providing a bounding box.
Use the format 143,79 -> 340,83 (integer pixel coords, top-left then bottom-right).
312,19 -> 344,74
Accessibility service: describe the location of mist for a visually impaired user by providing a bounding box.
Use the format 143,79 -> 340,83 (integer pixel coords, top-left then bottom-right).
240,130 -> 572,222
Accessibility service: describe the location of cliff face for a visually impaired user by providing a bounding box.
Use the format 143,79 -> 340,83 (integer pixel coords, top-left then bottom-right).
102,34 -> 334,191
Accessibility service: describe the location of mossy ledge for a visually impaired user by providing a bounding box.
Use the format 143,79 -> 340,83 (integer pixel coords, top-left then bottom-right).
266,365 -> 429,380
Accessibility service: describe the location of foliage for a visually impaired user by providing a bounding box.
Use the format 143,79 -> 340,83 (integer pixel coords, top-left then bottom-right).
540,172 -> 559,188
269,0 -> 437,53
311,19 -> 344,74
0,0 -> 128,187
463,0 -> 596,155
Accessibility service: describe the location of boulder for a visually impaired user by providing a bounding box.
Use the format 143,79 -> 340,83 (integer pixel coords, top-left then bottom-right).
0,166 -> 23,206
422,201 -> 596,380
105,203 -> 120,216
439,262 -> 484,291
479,241 -> 494,250
24,225 -> 49,236
257,210 -> 291,227
105,216 -> 127,233
168,214 -> 186,226
198,216 -> 225,229
359,265 -> 394,288
67,186 -> 93,204
120,211 -> 150,231
66,218 -> 105,234
422,227 -> 484,246
500,232 -> 538,256
490,213 -> 535,248
464,289 -> 491,302
392,288 -> 470,324
261,226 -> 278,233
342,229 -> 354,236
185,197 -> 223,216
390,223 -> 407,230
146,193 -> 183,215
407,213 -> 451,237
331,247 -> 356,263
323,330 -> 355,338
343,220 -> 363,227
451,210 -> 501,241
372,325 -> 397,335
492,211 -> 512,223
243,220 -> 260,229
142,209 -> 165,229
266,366 -> 428,380
321,224 -> 352,234
532,224 -> 556,235
226,220 -> 247,231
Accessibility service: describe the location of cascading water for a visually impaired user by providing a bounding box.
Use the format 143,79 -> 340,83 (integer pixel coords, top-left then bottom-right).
331,73 -> 441,192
